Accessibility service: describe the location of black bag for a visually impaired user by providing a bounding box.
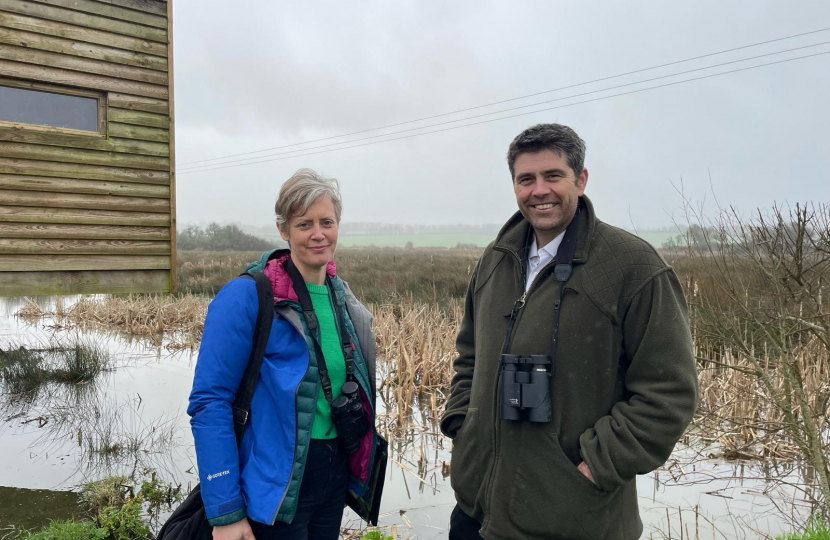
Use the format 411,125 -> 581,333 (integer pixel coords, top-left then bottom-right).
345,433 -> 388,525
156,272 -> 274,540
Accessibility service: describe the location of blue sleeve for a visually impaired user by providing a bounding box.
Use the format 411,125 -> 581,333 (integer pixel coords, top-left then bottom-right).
187,277 -> 257,524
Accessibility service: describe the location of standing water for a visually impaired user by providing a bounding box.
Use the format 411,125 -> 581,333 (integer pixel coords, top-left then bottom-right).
0,296 -> 814,538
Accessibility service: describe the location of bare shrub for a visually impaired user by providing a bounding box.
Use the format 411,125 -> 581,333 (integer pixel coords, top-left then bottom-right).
677,201 -> 830,517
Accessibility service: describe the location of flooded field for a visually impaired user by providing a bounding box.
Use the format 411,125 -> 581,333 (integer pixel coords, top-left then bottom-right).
0,295 -> 818,539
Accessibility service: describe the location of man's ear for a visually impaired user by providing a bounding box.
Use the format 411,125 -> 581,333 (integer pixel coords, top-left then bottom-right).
576,168 -> 588,196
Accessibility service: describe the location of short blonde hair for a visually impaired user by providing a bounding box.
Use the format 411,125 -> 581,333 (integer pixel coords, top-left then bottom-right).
275,168 -> 343,229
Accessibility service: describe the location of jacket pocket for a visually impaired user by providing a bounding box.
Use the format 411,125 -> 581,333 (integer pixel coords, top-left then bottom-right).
449,408 -> 488,508
504,430 -> 618,540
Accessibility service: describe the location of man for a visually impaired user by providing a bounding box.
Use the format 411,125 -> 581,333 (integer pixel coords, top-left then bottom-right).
440,124 -> 698,540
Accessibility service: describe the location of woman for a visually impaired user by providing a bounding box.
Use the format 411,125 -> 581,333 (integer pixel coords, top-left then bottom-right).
188,169 -> 378,540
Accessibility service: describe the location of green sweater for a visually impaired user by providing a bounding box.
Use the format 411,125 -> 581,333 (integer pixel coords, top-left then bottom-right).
307,282 -> 346,439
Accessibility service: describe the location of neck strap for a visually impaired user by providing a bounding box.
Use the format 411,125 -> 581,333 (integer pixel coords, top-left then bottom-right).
285,258 -> 355,405
501,209 -> 580,356
553,208 -> 579,282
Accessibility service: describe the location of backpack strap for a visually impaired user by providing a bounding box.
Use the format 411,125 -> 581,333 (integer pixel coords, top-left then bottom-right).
231,271 -> 274,444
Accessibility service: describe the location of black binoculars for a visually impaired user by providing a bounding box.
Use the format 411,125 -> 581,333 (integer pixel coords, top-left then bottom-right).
331,380 -> 369,454
500,354 -> 552,422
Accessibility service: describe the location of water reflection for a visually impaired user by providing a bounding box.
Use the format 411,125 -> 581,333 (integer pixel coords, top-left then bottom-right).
1,296 -> 196,496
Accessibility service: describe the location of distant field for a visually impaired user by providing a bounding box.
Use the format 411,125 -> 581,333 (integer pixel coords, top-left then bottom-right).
338,234 -> 496,248
636,231 -> 677,248
336,231 -> 677,248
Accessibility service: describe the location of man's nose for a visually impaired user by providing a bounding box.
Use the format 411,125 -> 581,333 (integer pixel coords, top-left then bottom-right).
530,176 -> 548,196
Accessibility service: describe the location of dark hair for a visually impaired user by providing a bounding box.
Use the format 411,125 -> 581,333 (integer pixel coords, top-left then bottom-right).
506,123 -> 586,179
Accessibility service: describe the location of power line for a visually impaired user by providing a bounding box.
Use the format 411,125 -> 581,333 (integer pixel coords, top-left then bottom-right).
178,51 -> 829,176
177,27 -> 830,168
178,42 -> 830,172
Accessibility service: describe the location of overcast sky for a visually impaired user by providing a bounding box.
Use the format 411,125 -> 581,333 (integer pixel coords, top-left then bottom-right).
171,1 -> 830,232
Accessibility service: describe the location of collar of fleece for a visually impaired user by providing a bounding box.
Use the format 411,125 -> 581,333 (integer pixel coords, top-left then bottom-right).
262,252 -> 337,303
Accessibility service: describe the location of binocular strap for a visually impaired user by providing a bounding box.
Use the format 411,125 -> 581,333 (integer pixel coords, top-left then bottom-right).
285,258 -> 356,407
501,209 -> 579,358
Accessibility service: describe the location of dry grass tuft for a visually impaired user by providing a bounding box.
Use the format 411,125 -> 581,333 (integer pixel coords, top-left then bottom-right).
15,298 -> 45,318
16,295 -> 209,350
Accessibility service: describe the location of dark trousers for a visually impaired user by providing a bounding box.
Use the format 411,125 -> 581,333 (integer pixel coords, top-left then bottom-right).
449,505 -> 485,540
249,438 -> 348,540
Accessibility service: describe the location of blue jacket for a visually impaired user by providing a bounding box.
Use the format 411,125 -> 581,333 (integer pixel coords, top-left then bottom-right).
188,253 -> 377,526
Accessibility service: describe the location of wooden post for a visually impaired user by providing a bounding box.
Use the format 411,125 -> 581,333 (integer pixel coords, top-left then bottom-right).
167,0 -> 177,294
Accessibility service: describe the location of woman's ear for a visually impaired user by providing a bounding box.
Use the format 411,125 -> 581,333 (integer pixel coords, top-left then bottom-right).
278,222 -> 290,242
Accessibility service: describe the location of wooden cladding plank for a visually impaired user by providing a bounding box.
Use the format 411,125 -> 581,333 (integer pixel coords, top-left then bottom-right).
0,26 -> 167,71
0,222 -> 169,240
0,126 -> 170,157
30,0 -> 167,29
108,107 -> 168,129
0,205 -> 169,226
0,254 -> 170,271
103,0 -> 167,17
0,269 -> 170,295
0,157 -> 169,184
108,122 -> 168,142
0,142 -> 170,171
0,60 -> 168,99
0,189 -> 170,212
0,0 -> 168,42
108,93 -> 167,114
0,10 -> 166,56
0,43 -> 167,84
0,174 -> 168,198
0,237 -> 169,254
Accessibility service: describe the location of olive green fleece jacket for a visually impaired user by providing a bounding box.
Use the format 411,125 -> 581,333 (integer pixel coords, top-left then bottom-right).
440,196 -> 698,540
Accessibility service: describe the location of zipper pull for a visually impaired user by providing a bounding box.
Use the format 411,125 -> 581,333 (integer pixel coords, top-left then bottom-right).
513,290 -> 528,313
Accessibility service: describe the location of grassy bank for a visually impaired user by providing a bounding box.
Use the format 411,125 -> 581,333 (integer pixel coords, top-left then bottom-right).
776,518 -> 830,540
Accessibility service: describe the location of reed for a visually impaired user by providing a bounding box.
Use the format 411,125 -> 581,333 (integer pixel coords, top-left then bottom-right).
16,295 -> 208,350
372,298 -> 462,430
0,340 -> 112,394
693,337 -> 829,461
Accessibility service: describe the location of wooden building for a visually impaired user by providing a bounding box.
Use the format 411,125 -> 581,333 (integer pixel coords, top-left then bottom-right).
0,0 -> 176,295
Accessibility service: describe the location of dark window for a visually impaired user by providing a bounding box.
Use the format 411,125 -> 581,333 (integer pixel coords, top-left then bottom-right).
0,84 -> 98,132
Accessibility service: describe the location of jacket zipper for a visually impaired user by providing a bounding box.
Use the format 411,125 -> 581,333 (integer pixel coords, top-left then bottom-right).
271,301 -> 312,525
480,247 -> 555,535
328,286 -> 372,406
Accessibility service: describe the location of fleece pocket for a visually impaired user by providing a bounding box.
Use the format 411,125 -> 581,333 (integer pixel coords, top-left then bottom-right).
505,430 -> 617,540
449,408 -> 489,507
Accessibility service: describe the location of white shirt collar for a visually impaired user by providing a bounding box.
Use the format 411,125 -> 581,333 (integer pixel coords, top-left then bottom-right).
525,230 -> 566,290
528,231 -> 565,262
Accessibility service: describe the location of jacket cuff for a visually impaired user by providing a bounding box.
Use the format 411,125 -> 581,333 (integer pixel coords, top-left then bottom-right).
440,411 -> 466,439
208,507 -> 246,527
